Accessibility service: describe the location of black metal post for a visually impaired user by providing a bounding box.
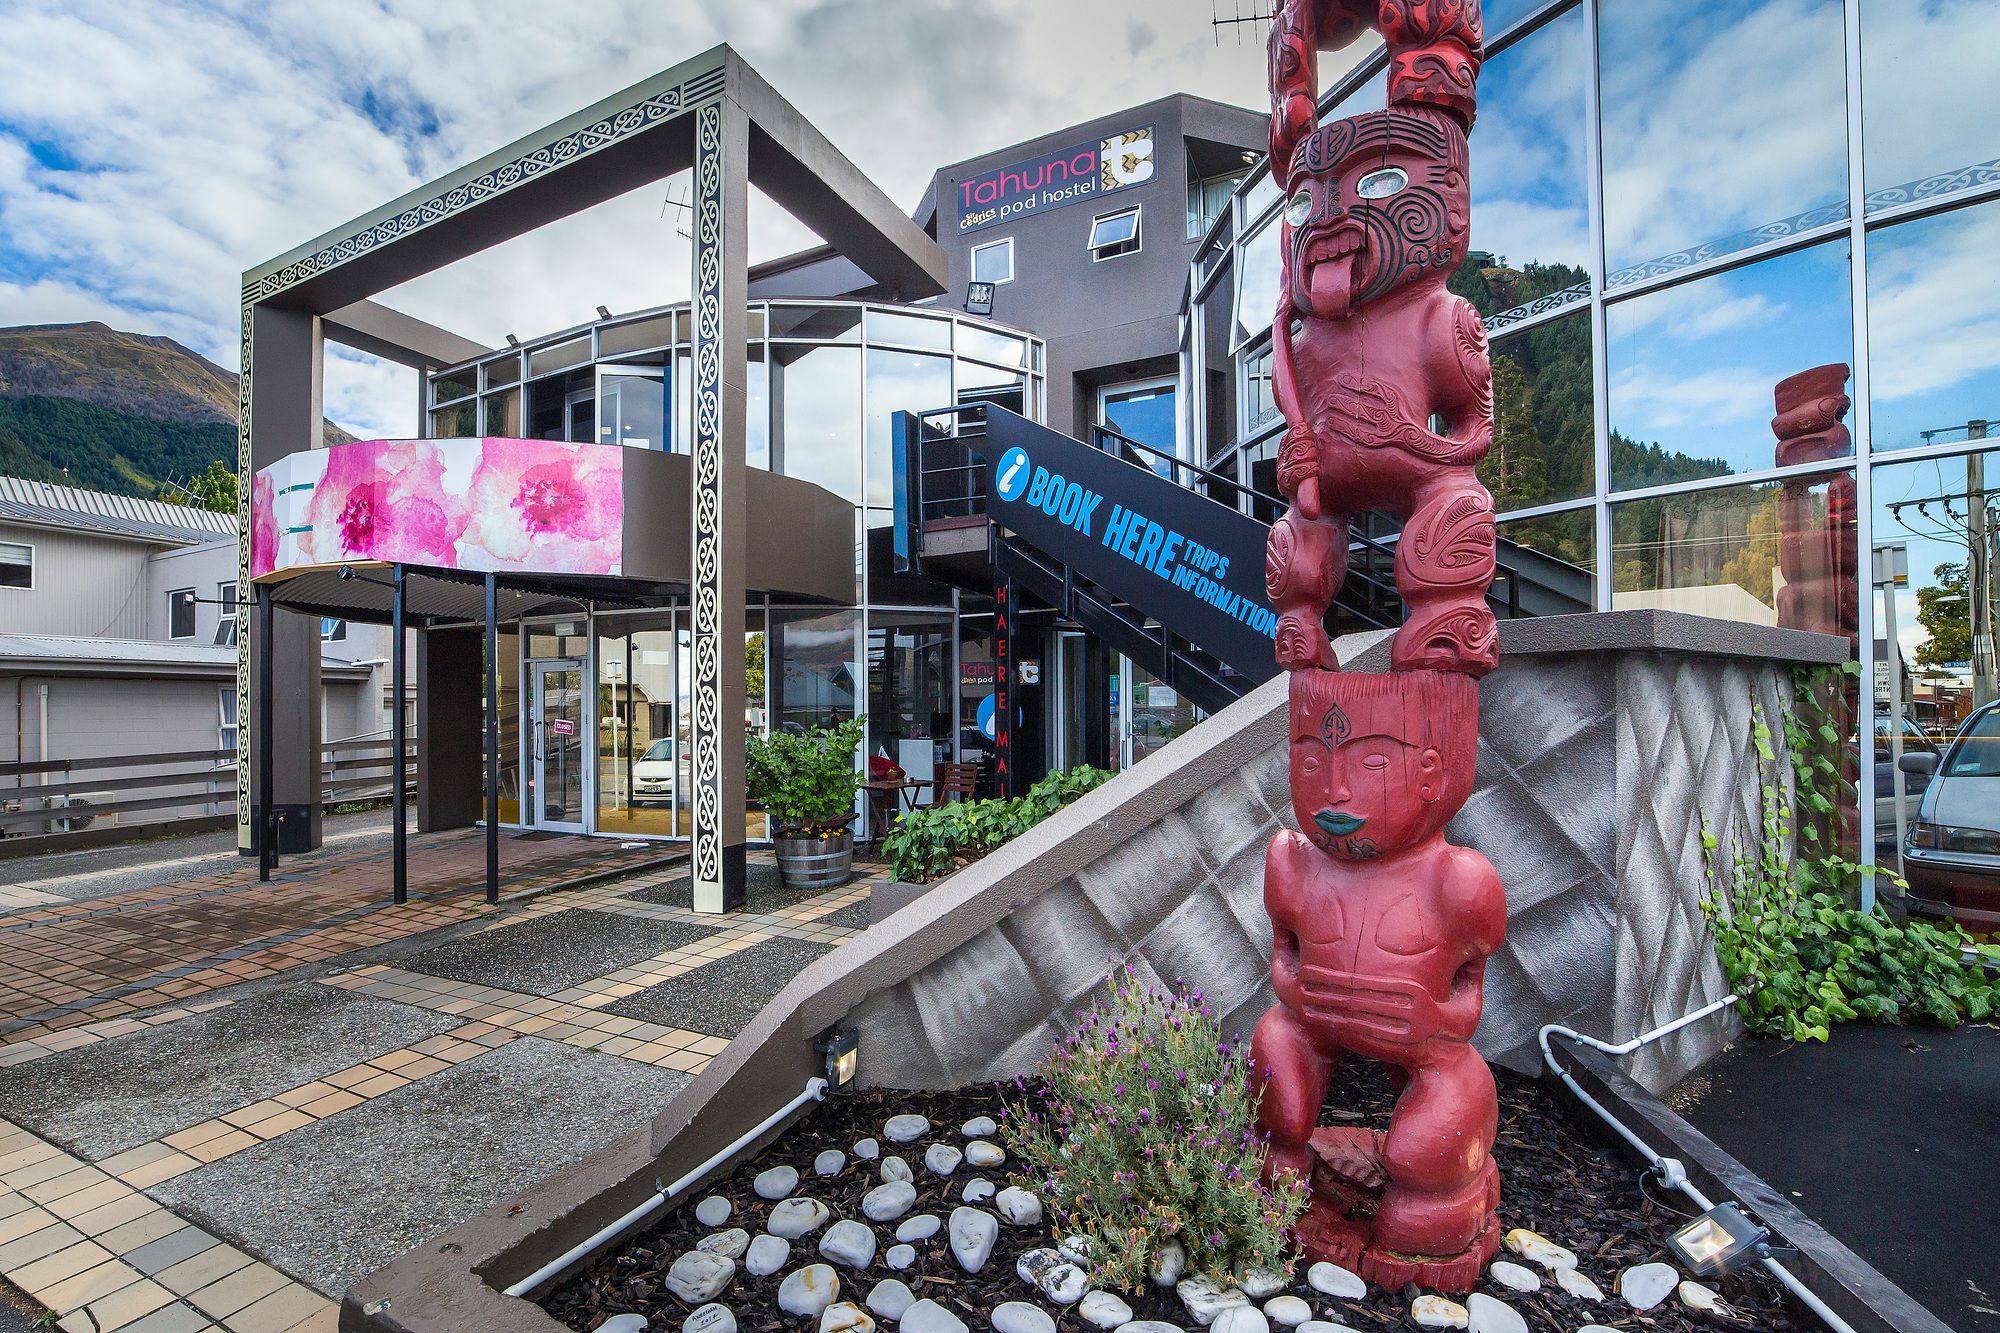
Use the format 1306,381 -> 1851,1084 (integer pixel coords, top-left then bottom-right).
484,571 -> 500,905
256,581 -> 275,881
391,563 -> 408,904
994,576 -> 1016,800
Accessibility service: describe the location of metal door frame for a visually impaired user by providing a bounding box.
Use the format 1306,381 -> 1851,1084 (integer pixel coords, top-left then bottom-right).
529,656 -> 591,833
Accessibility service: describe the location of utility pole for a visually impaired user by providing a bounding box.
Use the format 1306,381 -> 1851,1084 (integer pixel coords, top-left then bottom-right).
1969,423 -> 1995,708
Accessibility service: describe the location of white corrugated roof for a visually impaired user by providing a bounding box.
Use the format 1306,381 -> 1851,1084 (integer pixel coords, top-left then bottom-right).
0,633 -> 369,676
0,475 -> 236,544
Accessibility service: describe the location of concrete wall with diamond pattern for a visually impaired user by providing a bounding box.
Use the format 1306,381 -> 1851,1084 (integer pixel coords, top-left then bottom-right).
851,612 -> 1841,1094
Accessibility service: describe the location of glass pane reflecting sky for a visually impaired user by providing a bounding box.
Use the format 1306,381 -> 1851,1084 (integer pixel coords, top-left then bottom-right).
1485,0 -> 1560,41
864,350 -> 951,508
1235,213 -> 1281,345
1860,0 -> 2000,208
1467,6 -> 1589,303
1608,240 -> 1853,489
1599,0 -> 1848,277
1867,202 -> 2000,454
1871,447 -> 1999,708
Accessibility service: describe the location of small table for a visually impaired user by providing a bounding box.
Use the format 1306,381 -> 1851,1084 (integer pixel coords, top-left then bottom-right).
862,779 -> 931,837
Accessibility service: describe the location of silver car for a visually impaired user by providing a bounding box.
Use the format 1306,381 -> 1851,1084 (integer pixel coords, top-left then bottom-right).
1901,701 -> 2000,934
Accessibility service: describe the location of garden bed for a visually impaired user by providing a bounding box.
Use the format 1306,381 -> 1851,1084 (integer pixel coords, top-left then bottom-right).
542,1065 -> 1805,1332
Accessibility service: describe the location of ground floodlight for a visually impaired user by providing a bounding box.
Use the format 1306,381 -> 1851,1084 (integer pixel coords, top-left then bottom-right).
1667,1201 -> 1771,1276
815,1026 -> 860,1092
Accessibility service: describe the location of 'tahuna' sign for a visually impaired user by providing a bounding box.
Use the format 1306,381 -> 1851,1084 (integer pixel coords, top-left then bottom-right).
955,126 -> 1155,234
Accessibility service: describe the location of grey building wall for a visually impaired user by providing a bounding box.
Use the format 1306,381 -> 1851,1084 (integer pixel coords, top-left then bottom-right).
0,521 -> 155,638
927,95 -> 1264,439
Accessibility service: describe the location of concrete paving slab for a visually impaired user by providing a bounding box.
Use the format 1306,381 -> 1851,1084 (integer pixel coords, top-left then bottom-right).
399,907 -> 716,995
604,936 -> 832,1035
154,1037 -> 690,1297
0,988 -> 460,1159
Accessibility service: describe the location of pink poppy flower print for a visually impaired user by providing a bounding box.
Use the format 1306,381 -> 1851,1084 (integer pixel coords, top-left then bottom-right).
300,440 -> 465,568
250,468 -> 279,578
459,440 -> 622,574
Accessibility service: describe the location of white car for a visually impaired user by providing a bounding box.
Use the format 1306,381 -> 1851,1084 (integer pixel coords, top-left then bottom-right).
632,738 -> 676,805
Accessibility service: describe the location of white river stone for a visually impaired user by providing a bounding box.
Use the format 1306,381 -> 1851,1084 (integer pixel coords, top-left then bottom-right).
1296,1324 -> 1352,1333
1305,1263 -> 1364,1300
1079,1291 -> 1133,1329
881,1156 -> 914,1184
885,1244 -> 917,1270
993,1302 -> 1057,1333
755,1165 -> 800,1200
778,1265 -> 841,1318
900,1299 -> 968,1333
862,1180 -> 918,1222
994,1186 -> 1042,1226
895,1214 -> 941,1243
924,1144 -> 963,1176
822,1302 -> 876,1333
697,1228 -> 750,1259
1056,1234 -> 1092,1265
854,1138 -> 881,1160
1503,1228 -> 1577,1272
1149,1241 -> 1186,1287
815,1150 -> 847,1176
948,1206 -> 998,1273
961,1116 -> 997,1138
884,1114 -> 931,1143
1262,1296 -> 1310,1327
1176,1276 -> 1249,1327
1465,1294 -> 1526,1333
1238,1270 -> 1286,1300
962,1179 -> 995,1204
1117,1323 -> 1188,1333
744,1234 -> 790,1277
1016,1248 -> 1064,1286
1555,1268 -> 1604,1301
767,1197 -> 832,1239
1618,1263 -> 1677,1311
1486,1260 -> 1539,1293
685,1304 -> 736,1333
820,1220 -> 879,1269
1410,1295 -> 1467,1329
964,1140 -> 1006,1168
665,1252 -> 735,1304
596,1317 -> 647,1333
1036,1263 -> 1088,1305
867,1278 -> 917,1321
694,1196 -> 732,1228
1210,1306 -> 1268,1333
1678,1281 -> 1724,1314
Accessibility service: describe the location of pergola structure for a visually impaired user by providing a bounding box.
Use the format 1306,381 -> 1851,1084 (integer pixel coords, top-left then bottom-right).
236,46 -> 946,910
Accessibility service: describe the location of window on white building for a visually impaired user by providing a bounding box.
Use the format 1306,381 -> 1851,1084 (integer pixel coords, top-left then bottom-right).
168,588 -> 196,639
0,540 -> 31,589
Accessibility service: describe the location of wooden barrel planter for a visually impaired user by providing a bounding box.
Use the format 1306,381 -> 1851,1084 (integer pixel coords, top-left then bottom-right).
774,829 -> 853,889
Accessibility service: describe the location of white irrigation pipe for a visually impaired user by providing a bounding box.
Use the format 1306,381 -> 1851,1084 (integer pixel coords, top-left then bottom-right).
1538,1001 -> 1860,1333
503,1076 -> 829,1299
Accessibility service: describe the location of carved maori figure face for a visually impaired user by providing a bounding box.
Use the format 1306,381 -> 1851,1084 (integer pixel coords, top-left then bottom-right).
1288,669 -> 1477,860
1283,105 -> 1469,321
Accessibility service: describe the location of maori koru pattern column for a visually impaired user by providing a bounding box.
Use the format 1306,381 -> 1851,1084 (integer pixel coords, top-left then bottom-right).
1250,0 -> 1506,1293
689,99 -> 728,910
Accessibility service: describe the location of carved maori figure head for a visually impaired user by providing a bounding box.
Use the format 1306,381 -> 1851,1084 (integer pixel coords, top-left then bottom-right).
1288,669 -> 1478,860
1771,363 -> 1852,469
1282,105 -> 1470,321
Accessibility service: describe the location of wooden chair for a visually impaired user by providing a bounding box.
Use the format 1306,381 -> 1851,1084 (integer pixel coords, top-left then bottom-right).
931,762 -> 981,805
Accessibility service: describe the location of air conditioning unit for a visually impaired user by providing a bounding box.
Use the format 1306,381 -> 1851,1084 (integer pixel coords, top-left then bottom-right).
49,792 -> 118,833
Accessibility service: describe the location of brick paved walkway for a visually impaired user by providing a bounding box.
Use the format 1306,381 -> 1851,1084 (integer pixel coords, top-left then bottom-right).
0,828 -> 676,1047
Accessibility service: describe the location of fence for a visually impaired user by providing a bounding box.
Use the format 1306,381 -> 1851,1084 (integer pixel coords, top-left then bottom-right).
0,733 -> 416,839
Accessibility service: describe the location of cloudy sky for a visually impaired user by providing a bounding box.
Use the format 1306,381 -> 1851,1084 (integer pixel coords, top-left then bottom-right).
0,0 -> 1280,437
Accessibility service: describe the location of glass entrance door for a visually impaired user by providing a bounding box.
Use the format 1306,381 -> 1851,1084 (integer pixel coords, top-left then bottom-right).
531,659 -> 588,831
597,364 -> 668,450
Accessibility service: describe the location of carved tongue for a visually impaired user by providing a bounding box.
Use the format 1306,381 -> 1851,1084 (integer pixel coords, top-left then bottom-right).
1311,254 -> 1353,319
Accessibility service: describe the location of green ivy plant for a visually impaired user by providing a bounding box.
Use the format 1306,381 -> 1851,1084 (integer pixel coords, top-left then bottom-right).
882,765 -> 1113,883
744,718 -> 864,839
1701,704 -> 1998,1042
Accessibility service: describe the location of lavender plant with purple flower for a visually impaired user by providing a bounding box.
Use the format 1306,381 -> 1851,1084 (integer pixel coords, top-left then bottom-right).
999,966 -> 1305,1293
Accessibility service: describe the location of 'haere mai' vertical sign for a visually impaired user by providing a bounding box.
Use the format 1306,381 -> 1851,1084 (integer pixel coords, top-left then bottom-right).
955,126 -> 1154,233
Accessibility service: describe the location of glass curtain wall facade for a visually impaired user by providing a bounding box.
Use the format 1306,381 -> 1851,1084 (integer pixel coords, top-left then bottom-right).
428,301 -> 1044,841
1183,0 -> 2000,894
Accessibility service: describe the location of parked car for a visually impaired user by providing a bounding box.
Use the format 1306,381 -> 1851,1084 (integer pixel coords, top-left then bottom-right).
632,737 -> 676,806
1900,701 -> 2000,933
1873,710 -> 1940,851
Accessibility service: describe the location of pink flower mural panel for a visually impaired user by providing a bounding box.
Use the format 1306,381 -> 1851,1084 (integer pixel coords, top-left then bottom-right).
250,438 -> 623,579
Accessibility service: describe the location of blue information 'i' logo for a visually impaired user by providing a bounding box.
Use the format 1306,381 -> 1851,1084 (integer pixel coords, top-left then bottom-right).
995,447 -> 1032,502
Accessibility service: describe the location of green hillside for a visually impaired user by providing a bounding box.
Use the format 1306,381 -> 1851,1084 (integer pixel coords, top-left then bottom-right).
0,394 -> 239,498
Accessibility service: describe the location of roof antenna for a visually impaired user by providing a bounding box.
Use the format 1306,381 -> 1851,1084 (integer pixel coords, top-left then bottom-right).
1211,0 -> 1274,44
661,179 -> 694,242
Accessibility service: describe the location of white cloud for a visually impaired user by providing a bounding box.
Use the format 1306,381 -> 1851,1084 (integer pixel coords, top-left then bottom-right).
1610,361 -> 1774,429
0,0 -> 1273,436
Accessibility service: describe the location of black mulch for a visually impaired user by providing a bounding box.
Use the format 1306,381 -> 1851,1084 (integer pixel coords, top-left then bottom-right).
400,909 -> 717,995
543,1067 -> 1804,1332
602,937 -> 835,1035
818,901 -> 874,930
626,862 -> 864,915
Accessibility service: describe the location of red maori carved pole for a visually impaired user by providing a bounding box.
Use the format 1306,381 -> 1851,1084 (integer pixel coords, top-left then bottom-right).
1250,0 -> 1507,1293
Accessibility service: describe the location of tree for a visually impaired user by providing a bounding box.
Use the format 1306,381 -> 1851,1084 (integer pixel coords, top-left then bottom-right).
745,631 -> 766,702
166,458 -> 239,513
1915,562 -> 1972,666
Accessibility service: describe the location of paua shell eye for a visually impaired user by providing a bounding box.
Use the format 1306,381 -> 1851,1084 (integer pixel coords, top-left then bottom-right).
1356,167 -> 1408,199
1284,189 -> 1313,225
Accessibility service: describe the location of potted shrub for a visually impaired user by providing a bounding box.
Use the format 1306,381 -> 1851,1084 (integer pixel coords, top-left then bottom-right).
746,717 -> 865,889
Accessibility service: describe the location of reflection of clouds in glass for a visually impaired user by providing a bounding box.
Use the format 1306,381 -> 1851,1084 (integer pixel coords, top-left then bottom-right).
1609,240 -> 1851,471
1599,0 -> 1847,273
1867,204 -> 2000,449
863,350 -> 951,507
1872,451 -> 1994,663
1471,8 -> 1588,273
1234,214 -> 1282,344
1861,0 -> 2000,201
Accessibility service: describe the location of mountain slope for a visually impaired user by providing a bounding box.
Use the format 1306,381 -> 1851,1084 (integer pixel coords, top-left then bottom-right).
0,321 -> 351,500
